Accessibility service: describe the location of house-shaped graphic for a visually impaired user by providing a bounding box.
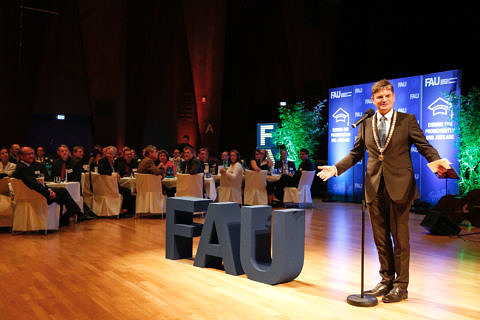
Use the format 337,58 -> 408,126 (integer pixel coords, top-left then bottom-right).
332,107 -> 349,126
427,97 -> 452,117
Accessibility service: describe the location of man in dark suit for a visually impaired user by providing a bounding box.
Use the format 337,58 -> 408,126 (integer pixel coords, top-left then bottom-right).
115,148 -> 138,177
272,149 -> 296,203
12,147 -> 90,226
180,146 -> 203,174
318,79 -> 448,303
51,145 -> 82,182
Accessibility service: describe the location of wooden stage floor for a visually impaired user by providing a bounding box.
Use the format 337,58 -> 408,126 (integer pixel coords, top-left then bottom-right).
1,200 -> 479,320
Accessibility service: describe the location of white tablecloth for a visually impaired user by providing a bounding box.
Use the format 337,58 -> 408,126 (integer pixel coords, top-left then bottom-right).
119,176 -> 217,201
212,174 -> 281,184
46,181 -> 83,213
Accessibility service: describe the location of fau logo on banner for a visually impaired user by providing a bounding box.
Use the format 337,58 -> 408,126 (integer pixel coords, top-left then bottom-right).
328,86 -> 354,201
421,69 -> 461,204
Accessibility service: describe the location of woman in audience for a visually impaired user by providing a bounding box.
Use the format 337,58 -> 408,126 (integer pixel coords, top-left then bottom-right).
157,149 -> 176,178
170,148 -> 183,174
248,149 -> 271,171
88,149 -> 103,173
219,149 -> 243,179
0,147 -> 16,178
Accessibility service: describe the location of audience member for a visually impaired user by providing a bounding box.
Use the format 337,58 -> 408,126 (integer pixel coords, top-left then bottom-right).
248,149 -> 272,171
12,147 -> 89,225
272,149 -> 297,204
88,149 -> 103,173
72,146 -> 86,163
137,145 -> 162,176
36,146 -> 51,164
170,148 -> 183,174
198,147 -> 218,174
8,144 -> 20,164
219,149 -> 243,181
98,146 -> 135,217
51,145 -> 82,182
0,147 -> 16,178
220,151 -> 229,168
180,146 -> 202,174
116,148 -> 138,177
177,134 -> 193,153
157,149 -> 175,178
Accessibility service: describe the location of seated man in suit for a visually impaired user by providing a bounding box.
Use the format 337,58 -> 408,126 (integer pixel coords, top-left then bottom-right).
98,146 -> 135,217
8,144 -> 20,164
51,145 -> 82,182
116,148 -> 138,177
288,148 -> 315,187
137,145 -> 162,176
12,147 -> 91,225
180,146 -> 203,174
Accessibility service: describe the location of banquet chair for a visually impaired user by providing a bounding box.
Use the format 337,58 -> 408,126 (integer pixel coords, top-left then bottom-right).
135,173 -> 166,218
243,170 -> 268,205
0,177 -> 13,229
217,170 -> 243,204
283,171 -> 315,208
91,173 -> 123,217
10,178 -> 60,234
175,173 -> 204,198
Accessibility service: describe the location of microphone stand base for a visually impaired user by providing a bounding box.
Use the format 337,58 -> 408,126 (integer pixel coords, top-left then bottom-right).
346,294 -> 378,307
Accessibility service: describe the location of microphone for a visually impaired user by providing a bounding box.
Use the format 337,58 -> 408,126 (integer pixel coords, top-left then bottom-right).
351,108 -> 375,128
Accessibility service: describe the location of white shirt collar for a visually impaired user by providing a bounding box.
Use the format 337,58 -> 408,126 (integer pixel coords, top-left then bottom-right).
20,160 -> 31,167
376,108 -> 394,121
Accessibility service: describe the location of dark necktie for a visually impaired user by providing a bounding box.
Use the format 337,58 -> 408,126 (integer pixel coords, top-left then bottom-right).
60,162 -> 66,180
378,116 -> 387,147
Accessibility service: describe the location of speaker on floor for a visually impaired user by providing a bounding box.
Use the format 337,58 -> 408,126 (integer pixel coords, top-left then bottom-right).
420,210 -> 461,235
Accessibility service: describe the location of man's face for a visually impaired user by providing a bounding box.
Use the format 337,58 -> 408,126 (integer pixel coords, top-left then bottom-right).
372,88 -> 395,115
221,152 -> 229,161
58,147 -> 69,161
230,152 -> 237,163
20,147 -> 35,164
37,147 -> 45,158
0,149 -> 8,162
73,148 -> 84,159
105,149 -> 114,161
300,151 -> 308,161
281,150 -> 287,159
184,149 -> 193,161
148,149 -> 158,160
199,150 -> 208,162
173,149 -> 181,158
11,144 -> 20,156
124,150 -> 133,162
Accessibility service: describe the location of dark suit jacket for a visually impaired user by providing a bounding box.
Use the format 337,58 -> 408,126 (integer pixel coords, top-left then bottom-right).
335,111 -> 440,204
12,161 -> 51,200
51,157 -> 82,182
115,159 -> 138,177
98,158 -> 116,175
180,158 -> 203,174
274,159 -> 296,174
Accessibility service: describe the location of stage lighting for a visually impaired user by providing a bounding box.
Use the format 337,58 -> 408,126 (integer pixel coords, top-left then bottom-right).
56,114 -> 65,120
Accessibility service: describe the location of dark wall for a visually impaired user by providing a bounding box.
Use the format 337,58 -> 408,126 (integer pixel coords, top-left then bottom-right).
1,0 -> 478,160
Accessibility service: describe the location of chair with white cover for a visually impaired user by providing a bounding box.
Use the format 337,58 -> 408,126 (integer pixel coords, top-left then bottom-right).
243,170 -> 268,205
283,171 -> 316,208
217,163 -> 243,204
0,177 -> 13,228
91,173 -> 123,217
135,173 -> 166,217
10,178 -> 60,234
175,173 -> 204,198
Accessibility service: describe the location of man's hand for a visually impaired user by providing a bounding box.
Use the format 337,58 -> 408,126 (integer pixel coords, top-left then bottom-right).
317,165 -> 336,181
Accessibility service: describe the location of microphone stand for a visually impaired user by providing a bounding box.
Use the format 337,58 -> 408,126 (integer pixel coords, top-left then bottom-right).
347,117 -> 378,307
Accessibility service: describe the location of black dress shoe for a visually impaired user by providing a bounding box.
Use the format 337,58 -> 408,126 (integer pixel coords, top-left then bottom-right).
382,287 -> 408,303
364,283 -> 392,297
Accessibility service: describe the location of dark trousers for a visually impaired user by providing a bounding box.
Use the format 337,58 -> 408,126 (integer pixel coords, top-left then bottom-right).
366,176 -> 411,289
50,187 -> 82,217
118,185 -> 135,214
273,174 -> 300,201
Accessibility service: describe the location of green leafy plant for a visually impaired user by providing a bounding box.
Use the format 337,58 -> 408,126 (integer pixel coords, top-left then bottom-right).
448,88 -> 480,195
273,100 -> 327,167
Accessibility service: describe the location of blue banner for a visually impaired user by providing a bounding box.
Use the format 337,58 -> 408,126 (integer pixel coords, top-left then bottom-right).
328,86 -> 354,201
420,70 -> 461,204
328,70 -> 460,204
